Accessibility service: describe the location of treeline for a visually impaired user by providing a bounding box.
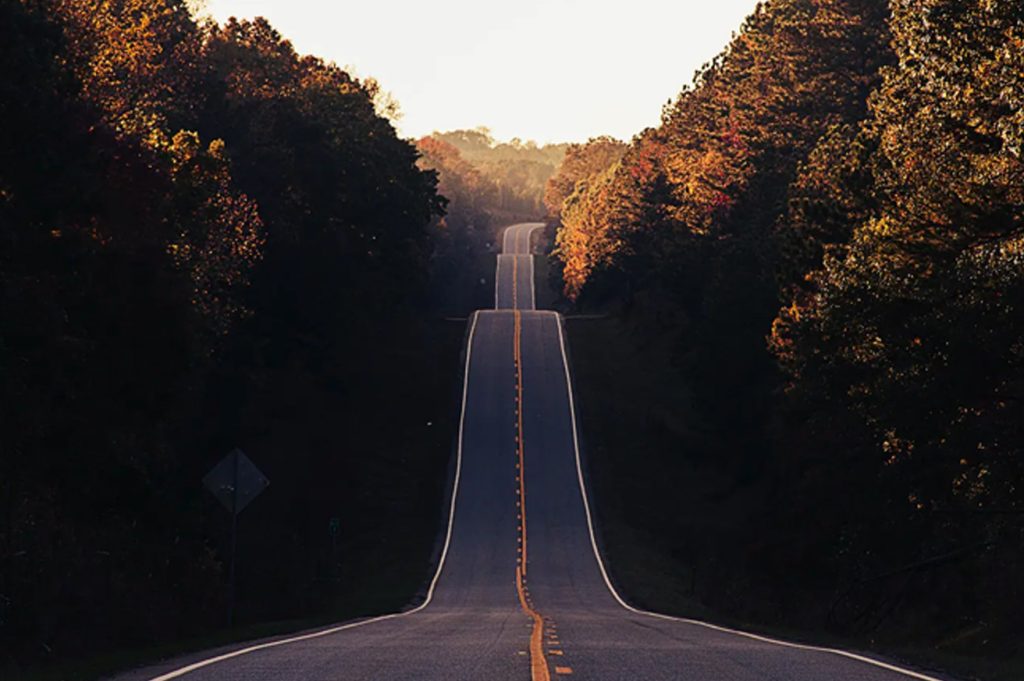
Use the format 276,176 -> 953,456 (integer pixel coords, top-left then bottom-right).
2,0 -> 459,673
416,129 -> 567,312
550,0 -> 1021,668
421,128 -> 567,218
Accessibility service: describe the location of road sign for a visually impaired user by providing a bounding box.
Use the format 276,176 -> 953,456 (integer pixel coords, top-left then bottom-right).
203,448 -> 269,515
202,448 -> 268,626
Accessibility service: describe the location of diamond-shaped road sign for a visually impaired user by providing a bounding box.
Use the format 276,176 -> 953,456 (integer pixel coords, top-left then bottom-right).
203,448 -> 269,515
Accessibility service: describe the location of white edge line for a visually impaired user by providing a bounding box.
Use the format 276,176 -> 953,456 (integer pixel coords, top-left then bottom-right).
527,224 -> 542,310
501,223 -> 524,311
498,223 -> 542,311
529,256 -> 536,311
512,223 -> 542,311
148,312 -> 481,681
551,314 -> 949,681
494,254 -> 503,310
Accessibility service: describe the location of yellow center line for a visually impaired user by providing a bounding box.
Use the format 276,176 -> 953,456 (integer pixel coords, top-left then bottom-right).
513,305 -> 551,681
514,308 -> 526,569
512,241 -> 562,681
512,247 -> 519,309
517,567 -> 551,681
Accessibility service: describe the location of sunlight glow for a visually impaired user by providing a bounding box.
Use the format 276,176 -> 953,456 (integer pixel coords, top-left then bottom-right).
200,0 -> 761,143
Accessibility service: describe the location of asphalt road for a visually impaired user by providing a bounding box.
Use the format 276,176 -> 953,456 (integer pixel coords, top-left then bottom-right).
495,223 -> 541,310
112,223 -> 954,680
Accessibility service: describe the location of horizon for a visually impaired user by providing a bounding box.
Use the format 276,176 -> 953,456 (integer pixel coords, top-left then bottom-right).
200,0 -> 761,144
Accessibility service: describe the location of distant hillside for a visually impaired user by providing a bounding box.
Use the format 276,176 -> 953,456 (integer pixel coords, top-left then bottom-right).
425,128 -> 568,216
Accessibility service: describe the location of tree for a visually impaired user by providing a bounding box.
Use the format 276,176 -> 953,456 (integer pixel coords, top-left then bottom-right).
771,0 -> 1024,516
51,0 -> 203,136
416,136 -> 494,230
429,129 -> 568,215
2,2 -> 448,668
543,136 -> 626,219
198,17 -> 442,346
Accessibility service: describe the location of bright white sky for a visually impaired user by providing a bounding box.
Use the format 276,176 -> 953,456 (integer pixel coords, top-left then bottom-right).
200,1 -> 761,144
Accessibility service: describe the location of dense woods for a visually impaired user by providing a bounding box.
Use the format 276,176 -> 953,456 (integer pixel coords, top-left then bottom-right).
4,0 -> 1018,675
416,129 -> 563,312
1,0 -> 460,673
422,128 -> 566,217
552,0 -> 1022,670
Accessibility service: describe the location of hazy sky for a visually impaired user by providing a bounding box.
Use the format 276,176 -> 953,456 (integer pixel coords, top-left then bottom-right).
201,1 -> 761,144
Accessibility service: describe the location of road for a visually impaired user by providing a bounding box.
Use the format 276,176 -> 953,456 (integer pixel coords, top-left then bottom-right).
112,223 -> 952,680
495,223 -> 539,310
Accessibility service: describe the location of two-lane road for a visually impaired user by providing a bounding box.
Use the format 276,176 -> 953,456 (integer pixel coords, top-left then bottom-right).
496,222 -> 543,310
112,223 -> 953,681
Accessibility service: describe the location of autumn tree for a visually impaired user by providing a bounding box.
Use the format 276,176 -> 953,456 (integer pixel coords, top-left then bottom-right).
165,131 -> 264,336
414,136 -> 497,311
1,0 -> 226,659
554,0 -> 893,454
51,0 -> 203,136
416,136 -> 495,231
543,136 -> 626,219
553,0 -> 1023,653
195,17 -> 442,363
771,0 -> 1024,516
430,128 -> 567,216
44,0 -> 266,337
2,2 -> 447,669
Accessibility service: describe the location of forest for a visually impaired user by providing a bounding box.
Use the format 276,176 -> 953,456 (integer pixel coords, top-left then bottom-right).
420,128 -> 566,218
4,0 -> 1020,677
547,0 -> 1022,674
417,128 -> 565,312
0,0 -> 485,675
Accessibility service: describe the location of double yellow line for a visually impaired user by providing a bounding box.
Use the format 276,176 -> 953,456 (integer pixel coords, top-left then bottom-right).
510,235 -> 552,681
511,248 -> 519,310
513,307 -> 551,681
517,565 -> 550,681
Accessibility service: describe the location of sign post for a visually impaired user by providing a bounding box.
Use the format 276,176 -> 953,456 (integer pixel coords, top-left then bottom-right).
203,448 -> 269,626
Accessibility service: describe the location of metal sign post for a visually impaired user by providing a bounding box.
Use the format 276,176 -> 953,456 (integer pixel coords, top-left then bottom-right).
203,448 -> 269,626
